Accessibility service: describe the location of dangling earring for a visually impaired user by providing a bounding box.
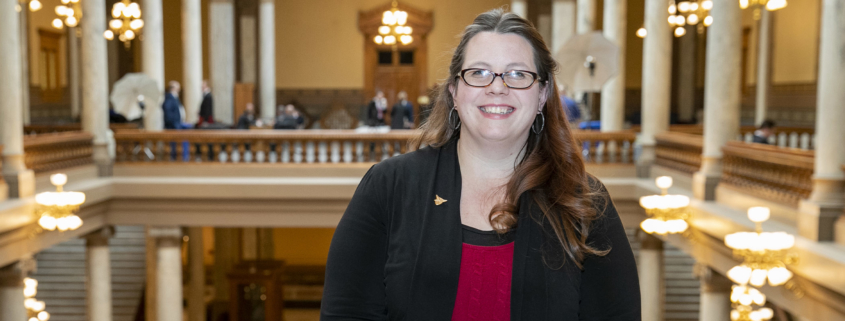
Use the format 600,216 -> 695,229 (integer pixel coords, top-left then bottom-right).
532,112 -> 545,134
449,106 -> 461,130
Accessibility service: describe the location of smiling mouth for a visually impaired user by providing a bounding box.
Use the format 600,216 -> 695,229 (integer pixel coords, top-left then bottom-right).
479,106 -> 514,115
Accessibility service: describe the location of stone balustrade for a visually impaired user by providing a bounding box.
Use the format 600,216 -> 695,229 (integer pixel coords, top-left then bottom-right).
24,123 -> 140,135
721,141 -> 814,207
23,132 -> 94,173
654,132 -> 703,175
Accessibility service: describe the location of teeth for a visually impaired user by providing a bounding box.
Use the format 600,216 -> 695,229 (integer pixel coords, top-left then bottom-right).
481,106 -> 514,115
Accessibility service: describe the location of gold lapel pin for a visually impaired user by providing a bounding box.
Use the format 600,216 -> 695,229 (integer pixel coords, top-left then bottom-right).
434,195 -> 447,206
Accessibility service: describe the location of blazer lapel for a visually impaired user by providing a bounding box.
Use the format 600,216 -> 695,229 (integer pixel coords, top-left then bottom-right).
406,139 -> 463,320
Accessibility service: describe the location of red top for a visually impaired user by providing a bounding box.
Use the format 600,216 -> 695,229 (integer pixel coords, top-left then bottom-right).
451,242 -> 515,321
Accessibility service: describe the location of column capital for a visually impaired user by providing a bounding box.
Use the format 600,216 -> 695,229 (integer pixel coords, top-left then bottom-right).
149,226 -> 182,247
695,264 -> 733,293
85,226 -> 115,247
0,258 -> 36,287
639,232 -> 664,250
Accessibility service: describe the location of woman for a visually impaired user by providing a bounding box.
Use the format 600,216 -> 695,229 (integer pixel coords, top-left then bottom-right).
322,9 -> 640,320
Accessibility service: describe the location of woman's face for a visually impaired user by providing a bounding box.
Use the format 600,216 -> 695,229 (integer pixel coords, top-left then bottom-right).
451,32 -> 547,145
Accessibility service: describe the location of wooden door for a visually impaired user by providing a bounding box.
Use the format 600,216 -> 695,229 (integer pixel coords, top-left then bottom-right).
38,29 -> 63,103
373,50 -> 418,126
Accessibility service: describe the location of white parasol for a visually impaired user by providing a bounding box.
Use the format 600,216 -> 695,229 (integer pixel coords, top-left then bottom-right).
555,31 -> 620,93
110,73 -> 161,122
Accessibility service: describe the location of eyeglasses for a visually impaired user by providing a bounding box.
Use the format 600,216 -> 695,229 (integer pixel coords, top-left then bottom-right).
457,68 -> 540,89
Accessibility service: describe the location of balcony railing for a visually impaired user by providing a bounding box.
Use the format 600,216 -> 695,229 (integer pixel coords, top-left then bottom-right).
721,141 -> 814,207
113,130 -> 637,165
655,132 -> 703,175
24,123 -> 140,135
23,132 -> 94,173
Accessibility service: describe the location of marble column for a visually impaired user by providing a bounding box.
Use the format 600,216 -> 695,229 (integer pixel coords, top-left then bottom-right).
677,25 -> 697,123
798,0 -> 845,243
183,0 -> 203,125
576,0 -> 595,34
239,15 -> 257,84
210,0 -> 235,125
638,0 -> 673,177
150,227 -> 183,321
241,228 -> 258,260
639,234 -> 664,321
693,0 -> 742,200
511,0 -> 527,19
698,267 -> 732,321
600,0 -> 626,131
210,228 -> 237,321
86,227 -> 114,321
754,9 -> 773,126
0,0 -> 34,198
69,28 -> 81,121
551,0 -> 576,57
81,0 -> 113,176
188,227 -> 205,321
258,0 -> 276,123
258,228 -> 275,260
0,261 -> 29,321
141,0 -> 165,131
19,8 -> 30,125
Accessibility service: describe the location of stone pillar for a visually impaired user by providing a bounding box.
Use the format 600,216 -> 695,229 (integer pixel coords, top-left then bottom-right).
183,0 -> 203,125
638,0 -> 673,177
141,0 -> 165,131
19,8 -> 30,125
0,0 -> 34,198
144,226 -> 157,321
81,0 -> 113,176
241,228 -> 258,260
576,0 -> 595,34
0,261 -> 30,321
551,0 -> 576,57
798,0 -> 845,243
692,0 -> 742,200
258,0 -> 276,123
511,0 -> 527,19
210,0 -> 235,125
69,28 -> 81,121
187,227 -> 205,321
639,234 -> 664,321
150,227 -> 183,321
677,24 -> 697,123
210,228 -> 237,321
258,228 -> 275,259
754,9 -> 773,126
600,0 -> 626,132
698,267 -> 732,321
86,227 -> 114,321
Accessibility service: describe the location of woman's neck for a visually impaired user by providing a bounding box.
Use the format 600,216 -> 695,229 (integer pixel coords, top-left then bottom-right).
457,136 -> 525,182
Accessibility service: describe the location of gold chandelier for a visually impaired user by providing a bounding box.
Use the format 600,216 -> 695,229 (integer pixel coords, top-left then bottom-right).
639,176 -> 691,235
740,0 -> 787,19
374,1 -> 413,46
51,0 -> 81,29
636,0 -> 711,39
104,0 -> 143,47
24,278 -> 51,321
35,174 -> 85,232
724,207 -> 797,287
18,0 -> 43,12
730,284 -> 773,321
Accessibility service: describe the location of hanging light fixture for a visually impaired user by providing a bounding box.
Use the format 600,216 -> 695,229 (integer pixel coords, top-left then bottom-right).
373,1 -> 413,46
724,207 -> 797,287
730,284 -> 773,321
35,174 -> 85,232
28,0 -> 43,11
740,0 -> 787,20
23,278 -> 51,321
106,0 -> 143,47
51,0 -> 81,30
669,0 -> 713,36
639,176 -> 691,235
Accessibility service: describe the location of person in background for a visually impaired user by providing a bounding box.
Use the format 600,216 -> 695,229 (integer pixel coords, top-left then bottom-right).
752,119 -> 776,144
274,104 -> 305,129
560,87 -> 580,126
390,91 -> 415,129
162,81 -> 185,130
236,103 -> 257,129
197,80 -> 214,126
366,91 -> 387,126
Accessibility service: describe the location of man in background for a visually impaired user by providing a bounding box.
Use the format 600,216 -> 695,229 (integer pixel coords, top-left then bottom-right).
752,120 -> 776,144
237,103 -> 258,129
197,80 -> 214,126
162,81 -> 186,129
390,91 -> 414,129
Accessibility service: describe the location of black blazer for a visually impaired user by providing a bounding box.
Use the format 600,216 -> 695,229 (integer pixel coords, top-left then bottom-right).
321,139 -> 641,320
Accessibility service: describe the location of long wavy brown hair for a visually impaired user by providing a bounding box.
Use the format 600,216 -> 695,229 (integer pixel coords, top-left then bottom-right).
412,8 -> 608,269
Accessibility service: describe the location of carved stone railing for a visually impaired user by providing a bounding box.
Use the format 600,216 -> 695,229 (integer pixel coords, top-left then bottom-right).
721,141 -> 814,207
24,123 -> 140,135
654,132 -> 703,175
739,126 -> 815,150
23,132 -> 95,173
113,130 -> 638,165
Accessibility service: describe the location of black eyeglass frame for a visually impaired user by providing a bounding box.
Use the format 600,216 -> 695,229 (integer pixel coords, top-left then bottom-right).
457,68 -> 541,89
